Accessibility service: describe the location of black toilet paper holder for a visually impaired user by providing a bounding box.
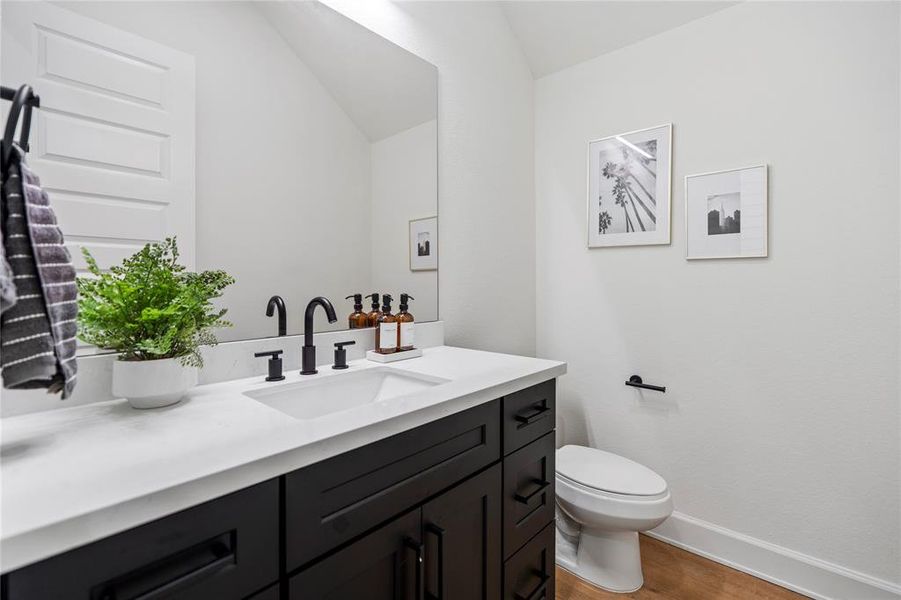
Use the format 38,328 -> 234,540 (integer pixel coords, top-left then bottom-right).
625,375 -> 666,393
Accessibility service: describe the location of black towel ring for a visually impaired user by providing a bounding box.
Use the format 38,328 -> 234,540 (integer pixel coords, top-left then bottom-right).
2,84 -> 40,171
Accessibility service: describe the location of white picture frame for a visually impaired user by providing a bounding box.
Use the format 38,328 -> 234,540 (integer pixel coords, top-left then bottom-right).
587,123 -> 672,248
685,164 -> 768,260
409,216 -> 437,271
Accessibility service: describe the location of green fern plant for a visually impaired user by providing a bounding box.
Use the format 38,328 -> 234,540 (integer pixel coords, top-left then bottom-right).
77,237 -> 235,368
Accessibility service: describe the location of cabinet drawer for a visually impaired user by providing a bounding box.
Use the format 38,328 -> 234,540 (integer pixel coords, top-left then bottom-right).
4,480 -> 279,600
285,400 -> 500,570
504,431 -> 555,559
503,380 -> 555,455
504,522 -> 555,600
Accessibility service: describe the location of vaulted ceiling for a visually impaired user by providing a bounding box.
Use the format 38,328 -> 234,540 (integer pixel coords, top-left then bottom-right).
500,1 -> 738,78
257,1 -> 437,142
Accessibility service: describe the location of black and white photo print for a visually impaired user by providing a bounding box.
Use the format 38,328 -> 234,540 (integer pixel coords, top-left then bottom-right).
417,231 -> 431,256
686,165 -> 768,259
707,192 -> 741,235
588,124 -> 672,247
409,216 -> 438,271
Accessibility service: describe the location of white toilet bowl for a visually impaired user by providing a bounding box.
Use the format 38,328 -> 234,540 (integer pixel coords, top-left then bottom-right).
555,445 -> 673,593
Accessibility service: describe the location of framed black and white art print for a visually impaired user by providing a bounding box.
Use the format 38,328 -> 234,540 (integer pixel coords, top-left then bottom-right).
409,216 -> 438,271
685,165 -> 768,259
587,123 -> 672,248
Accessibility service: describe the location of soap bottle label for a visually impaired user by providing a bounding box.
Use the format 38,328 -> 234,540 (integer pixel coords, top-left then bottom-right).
379,322 -> 398,350
399,322 -> 415,348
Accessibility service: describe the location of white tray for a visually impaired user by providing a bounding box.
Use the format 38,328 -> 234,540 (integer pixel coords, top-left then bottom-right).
366,348 -> 423,363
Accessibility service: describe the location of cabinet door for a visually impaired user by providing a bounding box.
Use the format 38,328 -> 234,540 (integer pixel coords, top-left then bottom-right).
422,464 -> 502,600
288,508 -> 422,600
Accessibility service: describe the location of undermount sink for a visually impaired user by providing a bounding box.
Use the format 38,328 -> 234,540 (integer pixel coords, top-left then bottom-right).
244,367 -> 449,420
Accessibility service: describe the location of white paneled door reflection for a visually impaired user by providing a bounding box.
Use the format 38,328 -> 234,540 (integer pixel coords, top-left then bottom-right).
0,0 -> 196,272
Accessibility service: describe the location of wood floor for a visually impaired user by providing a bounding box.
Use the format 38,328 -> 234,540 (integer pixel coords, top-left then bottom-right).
556,535 -> 807,600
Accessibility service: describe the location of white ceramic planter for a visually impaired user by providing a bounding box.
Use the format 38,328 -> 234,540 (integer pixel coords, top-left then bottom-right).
112,358 -> 198,409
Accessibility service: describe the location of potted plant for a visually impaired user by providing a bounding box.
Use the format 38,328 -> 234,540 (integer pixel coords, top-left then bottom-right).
77,238 -> 235,409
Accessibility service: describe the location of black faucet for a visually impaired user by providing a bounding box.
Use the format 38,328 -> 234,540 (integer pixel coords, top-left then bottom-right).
301,296 -> 338,375
266,295 -> 287,337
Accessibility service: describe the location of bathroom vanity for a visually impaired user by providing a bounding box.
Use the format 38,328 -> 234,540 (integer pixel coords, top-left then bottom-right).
0,347 -> 564,599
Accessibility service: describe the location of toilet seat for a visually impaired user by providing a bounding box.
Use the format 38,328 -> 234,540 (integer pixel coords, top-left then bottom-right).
556,445 -> 667,497
556,471 -> 669,502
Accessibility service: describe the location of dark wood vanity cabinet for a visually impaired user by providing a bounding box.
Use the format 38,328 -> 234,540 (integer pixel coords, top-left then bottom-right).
2,379 -> 557,600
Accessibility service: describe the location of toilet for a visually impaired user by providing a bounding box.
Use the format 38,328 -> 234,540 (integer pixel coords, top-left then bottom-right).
555,445 -> 673,593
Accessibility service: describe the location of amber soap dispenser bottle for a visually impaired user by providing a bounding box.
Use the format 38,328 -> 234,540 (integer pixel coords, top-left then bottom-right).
396,293 -> 415,351
346,294 -> 368,329
375,294 -> 398,354
365,293 -> 381,327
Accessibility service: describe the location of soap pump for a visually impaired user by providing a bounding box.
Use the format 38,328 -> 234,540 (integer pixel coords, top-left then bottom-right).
346,294 -> 368,329
375,294 -> 397,354
365,293 -> 381,327
396,293 -> 415,351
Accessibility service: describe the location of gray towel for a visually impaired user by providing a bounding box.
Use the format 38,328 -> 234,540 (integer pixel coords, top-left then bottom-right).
1,145 -> 78,398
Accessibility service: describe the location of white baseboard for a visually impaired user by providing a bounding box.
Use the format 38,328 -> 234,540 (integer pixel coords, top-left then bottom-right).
646,512 -> 901,600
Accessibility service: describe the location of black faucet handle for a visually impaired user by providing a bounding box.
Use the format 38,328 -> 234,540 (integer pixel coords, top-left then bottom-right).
254,350 -> 285,382
332,340 -> 356,370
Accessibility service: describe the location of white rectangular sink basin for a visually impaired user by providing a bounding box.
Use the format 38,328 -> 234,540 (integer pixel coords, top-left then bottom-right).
244,367 -> 449,420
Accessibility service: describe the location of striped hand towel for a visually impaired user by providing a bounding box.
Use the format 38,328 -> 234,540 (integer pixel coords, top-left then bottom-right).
1,145 -> 78,398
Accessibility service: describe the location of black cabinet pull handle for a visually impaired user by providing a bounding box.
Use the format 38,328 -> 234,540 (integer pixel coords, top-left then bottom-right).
404,536 -> 424,600
424,524 -> 445,600
514,479 -> 551,504
95,532 -> 235,600
514,571 -> 550,600
514,403 -> 550,428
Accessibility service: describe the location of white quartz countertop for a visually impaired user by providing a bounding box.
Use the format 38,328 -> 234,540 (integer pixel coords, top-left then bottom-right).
0,346 -> 565,573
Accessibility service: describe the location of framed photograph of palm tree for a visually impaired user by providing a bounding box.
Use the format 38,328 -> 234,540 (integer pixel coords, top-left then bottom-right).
685,165 -> 768,259
587,123 -> 672,248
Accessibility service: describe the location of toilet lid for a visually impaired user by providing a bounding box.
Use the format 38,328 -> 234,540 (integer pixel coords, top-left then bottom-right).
556,445 -> 667,496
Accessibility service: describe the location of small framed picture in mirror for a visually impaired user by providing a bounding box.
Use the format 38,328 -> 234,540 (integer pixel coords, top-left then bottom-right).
410,217 -> 438,271
685,164 -> 768,260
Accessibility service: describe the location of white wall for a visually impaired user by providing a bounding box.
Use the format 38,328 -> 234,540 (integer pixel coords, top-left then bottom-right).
56,1 -> 373,342
323,0 -> 536,356
535,1 -> 900,588
370,120 -> 439,322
